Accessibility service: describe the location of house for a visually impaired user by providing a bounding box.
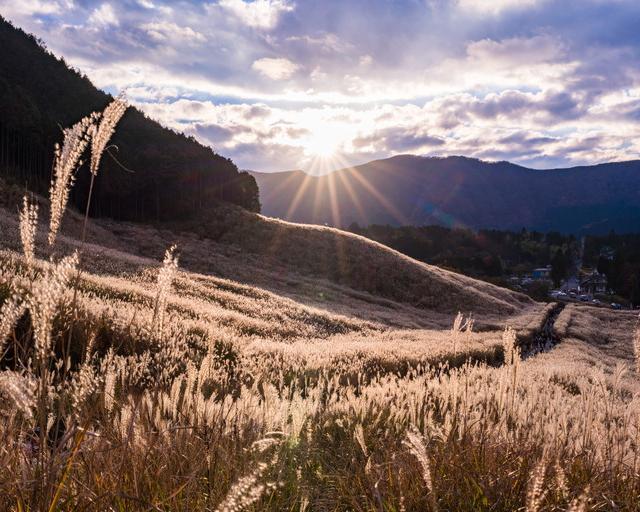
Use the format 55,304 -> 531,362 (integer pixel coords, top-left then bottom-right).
580,270 -> 608,295
561,276 -> 580,292
532,266 -> 552,280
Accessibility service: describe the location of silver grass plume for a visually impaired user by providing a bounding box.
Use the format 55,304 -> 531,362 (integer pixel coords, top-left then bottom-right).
465,314 -> 474,333
152,245 -> 179,338
403,426 -> 438,511
0,371 -> 35,419
215,437 -> 282,512
526,453 -> 547,512
0,292 -> 26,355
502,326 -> 520,366
19,195 -> 38,265
554,459 -> 569,498
90,95 -> 128,176
27,252 -> 79,360
451,312 -> 464,355
568,486 -> 590,512
215,461 -> 274,512
48,113 -> 100,246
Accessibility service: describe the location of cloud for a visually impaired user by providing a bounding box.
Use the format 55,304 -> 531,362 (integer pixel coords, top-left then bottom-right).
216,0 -> 294,30
193,123 -> 239,145
286,33 -> 350,54
359,55 -> 373,67
7,0 -> 640,172
354,128 -> 445,152
0,0 -> 67,20
252,57 -> 298,80
88,3 -> 118,27
458,0 -> 542,16
465,35 -> 564,66
141,21 -> 206,44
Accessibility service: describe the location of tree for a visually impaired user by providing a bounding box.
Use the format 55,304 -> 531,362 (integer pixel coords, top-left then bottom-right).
630,273 -> 640,308
528,280 -> 551,301
550,248 -> 569,287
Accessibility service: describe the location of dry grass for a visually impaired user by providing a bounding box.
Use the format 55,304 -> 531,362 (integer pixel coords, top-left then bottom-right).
0,111 -> 638,510
1,195 -> 638,510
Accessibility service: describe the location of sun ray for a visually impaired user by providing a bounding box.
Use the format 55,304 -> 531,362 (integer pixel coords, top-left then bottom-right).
312,167 -> 327,223
327,170 -> 341,227
267,169 -> 309,203
346,166 -> 409,225
335,167 -> 368,226
285,171 -> 314,220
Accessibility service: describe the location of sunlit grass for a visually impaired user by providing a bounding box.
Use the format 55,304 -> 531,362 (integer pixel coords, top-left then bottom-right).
0,107 -> 639,510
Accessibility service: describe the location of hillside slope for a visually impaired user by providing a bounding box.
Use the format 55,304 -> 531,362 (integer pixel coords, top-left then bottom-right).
0,16 -> 259,220
252,155 -> 640,233
0,176 -> 534,324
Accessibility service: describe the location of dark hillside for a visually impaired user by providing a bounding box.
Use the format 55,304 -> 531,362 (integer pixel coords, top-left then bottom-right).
0,16 -> 260,221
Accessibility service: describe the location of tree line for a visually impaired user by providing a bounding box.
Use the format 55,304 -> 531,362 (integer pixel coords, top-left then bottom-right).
584,233 -> 640,305
349,223 -> 574,277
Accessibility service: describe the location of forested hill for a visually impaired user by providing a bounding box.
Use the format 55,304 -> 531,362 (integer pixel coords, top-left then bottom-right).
0,16 -> 260,221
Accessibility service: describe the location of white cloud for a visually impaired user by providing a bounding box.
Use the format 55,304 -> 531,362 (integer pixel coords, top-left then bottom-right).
141,22 -> 206,43
217,0 -> 294,30
286,33 -> 349,53
252,57 -> 299,80
458,0 -> 541,16
466,35 -> 563,65
88,3 -> 119,27
0,0 -> 65,19
359,55 -> 373,67
129,84 -> 640,172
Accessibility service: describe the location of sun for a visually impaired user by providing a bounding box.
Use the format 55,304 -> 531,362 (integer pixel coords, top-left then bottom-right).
304,129 -> 340,158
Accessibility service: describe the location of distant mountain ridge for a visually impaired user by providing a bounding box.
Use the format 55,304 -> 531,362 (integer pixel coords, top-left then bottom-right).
251,155 -> 640,234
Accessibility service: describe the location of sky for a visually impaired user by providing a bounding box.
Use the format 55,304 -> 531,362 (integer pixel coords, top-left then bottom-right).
2,0 -> 640,173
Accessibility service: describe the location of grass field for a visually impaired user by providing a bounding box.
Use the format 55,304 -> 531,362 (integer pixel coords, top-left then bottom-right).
0,107 -> 639,510
1,175 -> 639,510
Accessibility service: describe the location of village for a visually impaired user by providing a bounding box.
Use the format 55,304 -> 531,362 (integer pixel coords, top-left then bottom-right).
509,244 -> 627,309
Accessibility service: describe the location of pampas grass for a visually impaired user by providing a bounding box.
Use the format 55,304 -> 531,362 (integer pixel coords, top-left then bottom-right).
48,113 -> 99,247
19,195 -> 38,265
152,244 -> 178,338
83,96 -> 128,242
0,371 -> 35,419
403,426 -> 438,511
526,453 -> 547,512
90,95 -> 127,177
502,325 -> 520,365
568,486 -> 590,512
26,252 -> 78,360
0,291 -> 26,353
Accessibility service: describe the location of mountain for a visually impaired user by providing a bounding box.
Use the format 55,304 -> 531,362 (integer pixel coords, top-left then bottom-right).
251,155 -> 640,234
0,16 -> 259,221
